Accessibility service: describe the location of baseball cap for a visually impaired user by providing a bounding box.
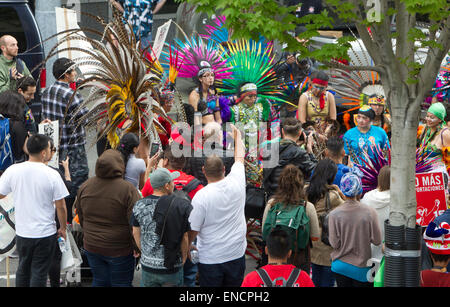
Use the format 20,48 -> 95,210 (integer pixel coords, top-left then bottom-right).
423,211 -> 450,255
149,168 -> 180,189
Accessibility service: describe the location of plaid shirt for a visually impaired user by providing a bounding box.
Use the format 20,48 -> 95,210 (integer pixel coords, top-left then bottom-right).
41,81 -> 88,150
124,0 -> 159,38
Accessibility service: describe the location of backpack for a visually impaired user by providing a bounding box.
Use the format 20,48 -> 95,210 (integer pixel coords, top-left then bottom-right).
262,201 -> 310,251
0,115 -> 13,171
256,267 -> 301,287
172,178 -> 201,202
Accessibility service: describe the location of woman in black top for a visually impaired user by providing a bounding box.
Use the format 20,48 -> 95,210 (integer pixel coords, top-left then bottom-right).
0,90 -> 28,164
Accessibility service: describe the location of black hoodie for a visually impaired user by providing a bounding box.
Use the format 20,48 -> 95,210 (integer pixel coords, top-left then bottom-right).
263,139 -> 317,199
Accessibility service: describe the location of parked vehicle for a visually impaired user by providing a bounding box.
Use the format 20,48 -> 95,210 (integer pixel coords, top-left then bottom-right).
0,0 -> 45,121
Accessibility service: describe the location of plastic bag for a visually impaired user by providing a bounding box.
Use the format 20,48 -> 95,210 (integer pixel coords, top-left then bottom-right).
374,257 -> 385,287
0,195 -> 16,262
60,229 -> 83,271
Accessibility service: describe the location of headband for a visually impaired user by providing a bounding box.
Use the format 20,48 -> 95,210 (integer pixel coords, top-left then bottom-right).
358,105 -> 375,120
312,78 -> 328,87
198,67 -> 214,78
240,83 -> 258,93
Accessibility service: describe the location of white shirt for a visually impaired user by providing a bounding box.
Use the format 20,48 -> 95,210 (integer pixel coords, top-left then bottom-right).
124,154 -> 146,189
361,188 -> 390,261
189,162 -> 247,264
0,161 -> 69,238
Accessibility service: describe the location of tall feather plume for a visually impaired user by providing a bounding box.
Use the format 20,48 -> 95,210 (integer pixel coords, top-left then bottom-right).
42,4 -> 169,149
171,34 -> 232,82
327,28 -> 385,113
219,39 -> 289,104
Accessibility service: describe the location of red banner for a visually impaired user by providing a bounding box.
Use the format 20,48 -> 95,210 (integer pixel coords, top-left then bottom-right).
416,172 -> 447,226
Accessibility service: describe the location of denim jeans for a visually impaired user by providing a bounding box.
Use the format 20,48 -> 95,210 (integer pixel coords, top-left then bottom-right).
15,234 -> 57,287
183,259 -> 198,287
84,250 -> 135,287
141,267 -> 183,287
311,263 -> 336,287
48,239 -> 62,287
198,255 -> 246,287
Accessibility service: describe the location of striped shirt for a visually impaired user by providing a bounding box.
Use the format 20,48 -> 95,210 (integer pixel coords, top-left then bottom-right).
41,81 -> 88,150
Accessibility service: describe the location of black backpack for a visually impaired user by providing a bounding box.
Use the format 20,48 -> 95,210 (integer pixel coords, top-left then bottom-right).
172,178 -> 201,202
256,267 -> 301,287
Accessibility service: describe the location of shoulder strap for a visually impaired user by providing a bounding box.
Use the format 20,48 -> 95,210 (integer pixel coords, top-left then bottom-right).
182,178 -> 201,194
256,268 -> 273,287
286,267 -> 301,287
325,191 -> 331,212
157,195 -> 177,245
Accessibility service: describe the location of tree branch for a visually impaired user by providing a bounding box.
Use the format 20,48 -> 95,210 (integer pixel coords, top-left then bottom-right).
418,15 -> 450,98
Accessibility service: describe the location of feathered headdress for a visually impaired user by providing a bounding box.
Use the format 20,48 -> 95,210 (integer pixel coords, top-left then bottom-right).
171,35 -> 232,82
219,39 -> 290,105
432,55 -> 450,102
42,8 -> 169,148
327,32 -> 386,116
200,15 -> 231,45
200,15 -> 273,52
349,141 -> 440,194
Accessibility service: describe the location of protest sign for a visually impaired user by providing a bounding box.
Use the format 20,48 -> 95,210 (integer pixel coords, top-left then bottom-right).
39,120 -> 59,168
416,172 -> 447,226
152,20 -> 172,60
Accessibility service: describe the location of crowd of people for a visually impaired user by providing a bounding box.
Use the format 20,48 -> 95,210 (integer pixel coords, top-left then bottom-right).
0,0 -> 449,289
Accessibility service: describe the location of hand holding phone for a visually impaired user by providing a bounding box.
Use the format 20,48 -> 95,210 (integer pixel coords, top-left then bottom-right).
150,142 -> 160,157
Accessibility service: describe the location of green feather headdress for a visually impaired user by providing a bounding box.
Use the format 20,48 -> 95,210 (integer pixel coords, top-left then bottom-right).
219,39 -> 288,104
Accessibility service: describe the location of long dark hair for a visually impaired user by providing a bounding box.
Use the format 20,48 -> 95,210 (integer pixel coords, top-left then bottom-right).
0,90 -> 25,121
272,164 -> 307,207
117,133 -> 140,167
306,158 -> 338,204
194,69 -> 217,102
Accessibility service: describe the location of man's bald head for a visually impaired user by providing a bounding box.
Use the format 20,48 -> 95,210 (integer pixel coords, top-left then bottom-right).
0,35 -> 19,59
203,155 -> 225,181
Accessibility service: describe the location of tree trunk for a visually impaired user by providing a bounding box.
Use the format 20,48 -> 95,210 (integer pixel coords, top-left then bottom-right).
389,89 -> 421,228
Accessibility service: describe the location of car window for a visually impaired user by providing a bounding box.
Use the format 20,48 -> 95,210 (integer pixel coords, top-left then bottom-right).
0,7 -> 27,53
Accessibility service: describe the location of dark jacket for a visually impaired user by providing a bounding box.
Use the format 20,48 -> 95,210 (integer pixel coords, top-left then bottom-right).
185,145 -> 235,186
154,194 -> 192,270
75,149 -> 140,257
263,139 -> 317,199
